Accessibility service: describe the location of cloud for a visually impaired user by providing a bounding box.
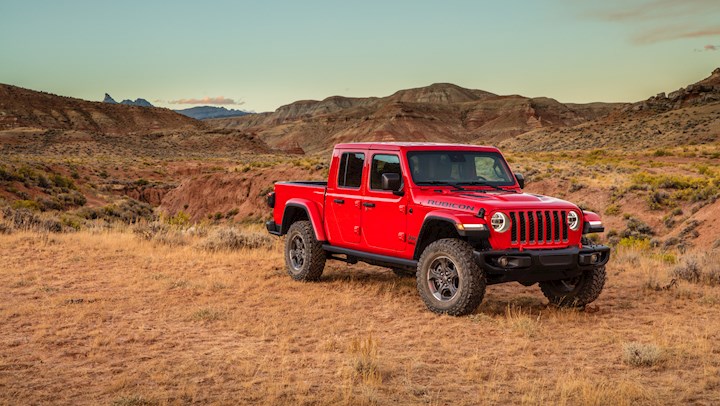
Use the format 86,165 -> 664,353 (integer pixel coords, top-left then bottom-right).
590,0 -> 720,44
693,44 -> 720,52
594,0 -> 718,21
633,26 -> 720,44
169,96 -> 244,105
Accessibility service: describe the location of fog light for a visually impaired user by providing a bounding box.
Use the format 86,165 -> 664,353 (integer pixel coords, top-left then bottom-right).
591,253 -> 599,264
498,256 -> 509,267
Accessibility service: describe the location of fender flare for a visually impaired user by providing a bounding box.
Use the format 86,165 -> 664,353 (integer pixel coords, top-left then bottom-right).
281,198 -> 327,241
582,211 -> 604,234
413,211 -> 489,259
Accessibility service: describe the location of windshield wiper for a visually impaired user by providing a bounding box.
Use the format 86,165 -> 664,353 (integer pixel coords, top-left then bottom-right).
416,181 -> 466,191
455,181 -> 512,193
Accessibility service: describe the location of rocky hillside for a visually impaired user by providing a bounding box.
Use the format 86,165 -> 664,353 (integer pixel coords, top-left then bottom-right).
209,83 -> 623,153
501,68 -> 720,152
0,84 -> 199,134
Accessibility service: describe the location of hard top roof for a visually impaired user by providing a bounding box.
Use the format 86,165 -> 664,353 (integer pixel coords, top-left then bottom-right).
333,142 -> 500,152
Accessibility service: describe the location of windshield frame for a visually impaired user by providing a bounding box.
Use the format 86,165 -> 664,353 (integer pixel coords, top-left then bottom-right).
406,150 -> 517,188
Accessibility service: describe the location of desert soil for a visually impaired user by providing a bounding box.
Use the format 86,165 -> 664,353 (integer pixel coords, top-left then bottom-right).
1,231 -> 718,405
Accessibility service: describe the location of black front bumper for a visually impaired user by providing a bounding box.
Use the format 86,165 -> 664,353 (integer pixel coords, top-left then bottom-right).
474,245 -> 610,285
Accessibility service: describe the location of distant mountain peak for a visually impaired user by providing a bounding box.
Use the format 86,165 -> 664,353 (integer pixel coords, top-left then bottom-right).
174,105 -> 250,120
104,93 -> 153,107
103,93 -> 117,104
120,98 -> 153,108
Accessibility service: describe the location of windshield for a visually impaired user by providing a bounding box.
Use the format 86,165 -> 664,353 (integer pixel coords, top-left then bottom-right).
407,150 -> 515,186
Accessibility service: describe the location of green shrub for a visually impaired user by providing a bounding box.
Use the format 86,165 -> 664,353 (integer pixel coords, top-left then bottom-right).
12,200 -> 40,211
618,237 -> 651,250
51,174 -> 75,189
652,149 -> 672,157
166,211 -> 191,226
604,204 -> 621,215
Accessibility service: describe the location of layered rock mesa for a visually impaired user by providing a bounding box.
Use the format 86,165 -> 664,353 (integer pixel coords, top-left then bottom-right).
208,82 -> 624,153
0,84 -> 200,134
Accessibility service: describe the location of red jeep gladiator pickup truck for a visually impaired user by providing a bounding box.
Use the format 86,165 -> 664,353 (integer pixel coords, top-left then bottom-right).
266,143 -> 609,316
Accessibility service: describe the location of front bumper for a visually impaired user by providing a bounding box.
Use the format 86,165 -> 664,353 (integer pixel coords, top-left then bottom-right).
474,245 -> 610,285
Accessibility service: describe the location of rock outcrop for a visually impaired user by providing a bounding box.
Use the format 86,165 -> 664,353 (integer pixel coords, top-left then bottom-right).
103,93 -> 117,104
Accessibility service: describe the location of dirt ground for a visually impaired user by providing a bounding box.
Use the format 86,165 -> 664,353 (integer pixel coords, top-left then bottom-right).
1,231 -> 718,405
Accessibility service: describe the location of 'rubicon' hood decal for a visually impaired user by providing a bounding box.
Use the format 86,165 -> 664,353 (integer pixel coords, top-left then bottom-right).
416,191 -> 577,212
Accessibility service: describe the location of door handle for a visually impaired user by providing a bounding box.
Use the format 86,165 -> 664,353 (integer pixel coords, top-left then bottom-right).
363,202 -> 376,208
333,199 -> 345,204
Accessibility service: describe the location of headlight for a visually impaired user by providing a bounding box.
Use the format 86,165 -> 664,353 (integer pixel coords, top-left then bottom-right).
567,211 -> 580,230
491,212 -> 510,232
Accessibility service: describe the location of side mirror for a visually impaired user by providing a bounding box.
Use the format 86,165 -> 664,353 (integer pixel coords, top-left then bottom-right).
381,173 -> 401,191
515,173 -> 525,189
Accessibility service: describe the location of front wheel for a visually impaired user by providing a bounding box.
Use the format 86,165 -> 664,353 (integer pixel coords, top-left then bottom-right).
284,221 -> 326,281
539,266 -> 606,307
416,239 -> 486,316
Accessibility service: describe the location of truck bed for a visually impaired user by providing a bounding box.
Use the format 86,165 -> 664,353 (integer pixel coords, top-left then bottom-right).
280,181 -> 328,187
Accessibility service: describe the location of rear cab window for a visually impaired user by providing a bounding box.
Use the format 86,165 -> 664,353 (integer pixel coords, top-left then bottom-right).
337,152 -> 365,189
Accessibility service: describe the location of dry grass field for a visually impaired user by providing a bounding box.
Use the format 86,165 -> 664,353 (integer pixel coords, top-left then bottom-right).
1,228 -> 719,405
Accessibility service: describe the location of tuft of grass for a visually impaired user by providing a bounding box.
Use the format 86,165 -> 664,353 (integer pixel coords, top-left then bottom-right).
190,308 -> 226,322
348,335 -> 382,386
111,395 -> 158,406
504,305 -> 541,337
622,342 -> 664,367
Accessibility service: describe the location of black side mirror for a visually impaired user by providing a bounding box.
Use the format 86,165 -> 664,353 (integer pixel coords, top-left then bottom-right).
515,173 -> 525,189
381,173 -> 401,191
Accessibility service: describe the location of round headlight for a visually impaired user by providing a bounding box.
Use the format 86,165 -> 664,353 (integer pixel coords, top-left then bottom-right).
491,212 -> 510,232
567,211 -> 580,230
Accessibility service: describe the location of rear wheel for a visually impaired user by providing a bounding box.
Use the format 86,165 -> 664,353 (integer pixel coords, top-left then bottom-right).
539,266 -> 606,307
416,239 -> 486,316
285,221 -> 326,281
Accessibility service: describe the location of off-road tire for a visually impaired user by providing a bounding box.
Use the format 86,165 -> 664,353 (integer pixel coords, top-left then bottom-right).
285,221 -> 326,281
392,268 -> 416,278
539,266 -> 606,307
416,239 -> 486,316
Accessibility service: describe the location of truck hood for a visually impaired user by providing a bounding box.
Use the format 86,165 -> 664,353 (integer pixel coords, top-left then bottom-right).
413,189 -> 579,214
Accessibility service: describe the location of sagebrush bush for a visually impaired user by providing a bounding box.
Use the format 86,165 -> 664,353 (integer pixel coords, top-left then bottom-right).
201,227 -> 273,251
132,222 -> 187,246
1,207 -> 63,233
672,251 -> 720,286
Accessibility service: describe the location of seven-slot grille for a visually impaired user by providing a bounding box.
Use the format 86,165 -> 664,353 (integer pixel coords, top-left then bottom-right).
508,210 -> 569,245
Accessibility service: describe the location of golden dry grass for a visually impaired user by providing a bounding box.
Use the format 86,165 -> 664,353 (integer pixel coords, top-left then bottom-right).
1,231 -> 719,405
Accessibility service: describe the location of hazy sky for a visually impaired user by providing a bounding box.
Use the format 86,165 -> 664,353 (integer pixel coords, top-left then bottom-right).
1,0 -> 719,112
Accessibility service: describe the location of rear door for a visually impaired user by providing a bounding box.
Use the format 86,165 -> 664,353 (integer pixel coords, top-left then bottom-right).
361,152 -> 408,253
325,150 -> 366,246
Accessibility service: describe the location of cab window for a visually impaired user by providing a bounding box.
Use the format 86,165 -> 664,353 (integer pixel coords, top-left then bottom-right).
370,154 -> 401,190
337,152 -> 364,188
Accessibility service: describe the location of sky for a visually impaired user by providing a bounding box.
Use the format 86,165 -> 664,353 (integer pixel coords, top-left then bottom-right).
0,0 -> 719,112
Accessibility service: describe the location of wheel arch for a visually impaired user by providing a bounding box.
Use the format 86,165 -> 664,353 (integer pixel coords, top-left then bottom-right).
281,199 -> 327,241
413,211 -> 490,260
413,214 -> 462,260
